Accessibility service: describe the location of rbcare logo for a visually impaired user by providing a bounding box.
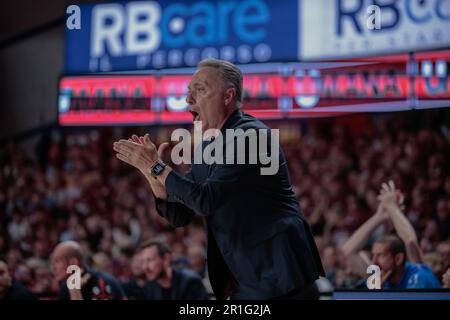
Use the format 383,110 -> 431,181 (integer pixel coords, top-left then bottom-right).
83,0 -> 271,70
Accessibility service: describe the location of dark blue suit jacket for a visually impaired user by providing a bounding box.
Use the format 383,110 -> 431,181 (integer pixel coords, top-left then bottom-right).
156,110 -> 324,299
143,268 -> 209,300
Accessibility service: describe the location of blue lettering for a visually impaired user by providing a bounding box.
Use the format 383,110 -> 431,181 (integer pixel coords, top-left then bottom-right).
187,2 -> 215,46
234,0 -> 269,43
218,1 -> 238,44
436,0 -> 450,20
336,0 -> 364,36
373,0 -> 400,30
161,4 -> 187,48
160,1 -> 270,48
405,0 -> 432,23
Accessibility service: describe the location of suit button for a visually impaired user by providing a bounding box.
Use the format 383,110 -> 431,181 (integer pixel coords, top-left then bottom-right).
175,196 -> 184,204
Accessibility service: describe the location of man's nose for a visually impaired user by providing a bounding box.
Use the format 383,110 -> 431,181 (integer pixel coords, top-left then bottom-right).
186,92 -> 194,105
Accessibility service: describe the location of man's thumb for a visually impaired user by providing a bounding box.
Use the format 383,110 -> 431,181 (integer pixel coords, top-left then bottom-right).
143,134 -> 151,145
158,142 -> 170,157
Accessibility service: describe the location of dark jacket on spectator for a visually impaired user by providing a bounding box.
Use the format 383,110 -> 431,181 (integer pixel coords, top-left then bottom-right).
1,281 -> 36,300
143,268 -> 208,300
59,267 -> 126,300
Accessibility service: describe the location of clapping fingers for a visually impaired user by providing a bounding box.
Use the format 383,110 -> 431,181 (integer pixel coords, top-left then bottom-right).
113,140 -> 138,158
378,180 -> 406,211
131,134 -> 141,144
380,180 -> 395,194
388,180 -> 395,190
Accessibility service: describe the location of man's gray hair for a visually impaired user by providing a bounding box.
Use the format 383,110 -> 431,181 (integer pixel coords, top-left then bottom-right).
197,59 -> 243,109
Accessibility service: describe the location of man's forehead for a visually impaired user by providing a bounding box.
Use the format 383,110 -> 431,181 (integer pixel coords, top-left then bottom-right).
190,67 -> 219,86
372,242 -> 388,252
142,246 -> 158,255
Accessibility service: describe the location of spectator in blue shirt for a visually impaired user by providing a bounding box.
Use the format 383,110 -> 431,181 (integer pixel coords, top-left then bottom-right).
372,235 -> 441,289
342,181 -> 441,289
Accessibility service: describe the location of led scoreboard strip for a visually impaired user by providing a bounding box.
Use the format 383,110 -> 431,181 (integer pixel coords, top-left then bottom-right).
58,51 -> 450,126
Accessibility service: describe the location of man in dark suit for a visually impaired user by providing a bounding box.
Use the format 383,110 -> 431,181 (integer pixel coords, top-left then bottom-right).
113,59 -> 324,300
138,239 -> 209,300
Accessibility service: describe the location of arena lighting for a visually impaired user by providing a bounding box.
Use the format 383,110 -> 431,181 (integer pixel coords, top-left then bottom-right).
58,53 -> 450,126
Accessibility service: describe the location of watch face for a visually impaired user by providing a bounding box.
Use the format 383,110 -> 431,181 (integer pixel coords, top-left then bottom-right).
152,163 -> 165,176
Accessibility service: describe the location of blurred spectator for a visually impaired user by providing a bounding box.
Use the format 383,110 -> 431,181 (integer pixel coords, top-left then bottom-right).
442,268 -> 450,288
187,244 -> 206,278
92,252 -> 113,275
322,246 -> 338,286
139,239 -> 208,300
342,181 -> 441,289
436,240 -> 450,271
122,251 -> 147,300
0,110 -> 448,295
374,235 -> 440,289
50,241 -> 126,300
0,258 -> 36,300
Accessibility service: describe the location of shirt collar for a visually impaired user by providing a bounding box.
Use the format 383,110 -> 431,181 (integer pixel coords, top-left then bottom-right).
220,109 -> 243,133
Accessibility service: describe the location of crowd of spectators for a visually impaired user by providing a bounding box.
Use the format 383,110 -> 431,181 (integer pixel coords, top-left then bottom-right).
0,110 -> 449,298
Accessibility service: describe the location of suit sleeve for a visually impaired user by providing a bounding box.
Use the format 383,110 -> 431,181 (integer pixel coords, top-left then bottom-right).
154,169 -> 196,227
165,162 -> 255,217
164,135 -> 263,216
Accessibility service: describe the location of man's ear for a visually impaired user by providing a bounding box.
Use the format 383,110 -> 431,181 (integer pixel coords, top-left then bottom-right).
163,253 -> 172,268
394,252 -> 405,267
224,87 -> 236,106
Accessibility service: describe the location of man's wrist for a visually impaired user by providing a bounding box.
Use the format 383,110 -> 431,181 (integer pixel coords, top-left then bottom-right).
383,203 -> 399,212
150,159 -> 167,178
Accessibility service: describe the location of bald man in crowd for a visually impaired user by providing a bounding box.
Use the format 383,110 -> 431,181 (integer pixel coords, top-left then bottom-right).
50,241 -> 126,300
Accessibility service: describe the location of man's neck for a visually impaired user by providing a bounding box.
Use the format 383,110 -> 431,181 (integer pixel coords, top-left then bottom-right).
217,108 -> 238,131
136,276 -> 146,288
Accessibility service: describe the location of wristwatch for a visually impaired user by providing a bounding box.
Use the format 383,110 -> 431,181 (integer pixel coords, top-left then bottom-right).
150,160 -> 166,178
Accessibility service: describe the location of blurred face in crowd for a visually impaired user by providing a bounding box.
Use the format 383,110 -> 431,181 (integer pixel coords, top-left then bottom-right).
187,246 -> 205,273
437,242 -> 450,270
14,264 -> 32,285
92,252 -> 113,274
322,246 -> 337,271
141,246 -> 171,282
0,261 -> 12,293
50,245 -> 81,282
131,252 -> 145,278
371,242 -> 404,276
186,66 -> 235,132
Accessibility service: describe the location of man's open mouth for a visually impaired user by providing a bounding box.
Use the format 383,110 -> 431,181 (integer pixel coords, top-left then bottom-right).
189,110 -> 200,122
